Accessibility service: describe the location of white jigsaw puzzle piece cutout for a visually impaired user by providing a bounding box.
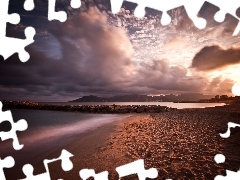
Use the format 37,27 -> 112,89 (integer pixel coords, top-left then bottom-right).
234,20 -> 240,36
214,154 -> 226,164
48,0 -> 81,22
0,101 -> 28,150
220,122 -> 240,138
206,0 -> 240,22
207,0 -> 240,36
214,122 -> 240,179
215,170 -> 240,180
110,0 -> 240,35
48,0 -> 67,22
79,169 -> 109,180
110,0 -> 206,28
0,0 -> 36,62
24,0 -> 35,11
116,159 -> 158,180
0,0 -> 82,62
20,149 -> 73,180
0,156 -> 15,180
24,0 -> 82,23
71,0 -> 81,9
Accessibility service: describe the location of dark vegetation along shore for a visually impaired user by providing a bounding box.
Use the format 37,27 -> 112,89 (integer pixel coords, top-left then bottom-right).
2,100 -> 240,114
2,100 -> 175,113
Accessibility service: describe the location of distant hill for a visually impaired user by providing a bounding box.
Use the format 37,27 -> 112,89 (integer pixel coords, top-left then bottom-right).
71,95 -> 105,102
70,93 -> 215,102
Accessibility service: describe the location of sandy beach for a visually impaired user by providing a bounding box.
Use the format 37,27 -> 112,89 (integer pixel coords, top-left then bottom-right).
3,105 -> 240,180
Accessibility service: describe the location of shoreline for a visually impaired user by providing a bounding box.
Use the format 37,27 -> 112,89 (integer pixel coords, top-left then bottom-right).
2,100 -> 236,114
2,100 -> 176,113
48,107 -> 240,180
2,105 -> 240,179
3,114 -> 140,179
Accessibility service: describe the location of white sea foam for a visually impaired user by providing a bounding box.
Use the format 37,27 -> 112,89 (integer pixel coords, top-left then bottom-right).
0,110 -> 129,161
22,114 -> 127,144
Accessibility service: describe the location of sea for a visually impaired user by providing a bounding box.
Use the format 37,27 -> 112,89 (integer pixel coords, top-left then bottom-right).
39,101 -> 226,109
0,109 -> 130,168
0,102 -> 225,170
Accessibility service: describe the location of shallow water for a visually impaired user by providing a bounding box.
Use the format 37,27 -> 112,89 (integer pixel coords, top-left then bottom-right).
0,109 -> 128,165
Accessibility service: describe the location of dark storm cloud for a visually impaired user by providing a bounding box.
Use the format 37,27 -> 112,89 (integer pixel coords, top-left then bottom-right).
135,60 -> 206,92
205,77 -> 234,94
1,4 -> 236,101
49,7 -> 136,85
192,45 -> 240,71
0,8 -> 136,101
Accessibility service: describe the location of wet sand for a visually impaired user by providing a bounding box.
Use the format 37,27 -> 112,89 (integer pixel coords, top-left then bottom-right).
4,107 -> 240,180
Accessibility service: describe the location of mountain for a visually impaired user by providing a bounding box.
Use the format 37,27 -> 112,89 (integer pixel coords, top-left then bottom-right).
70,93 -> 215,102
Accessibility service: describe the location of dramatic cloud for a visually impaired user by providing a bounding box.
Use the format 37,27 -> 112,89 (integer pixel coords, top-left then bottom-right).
163,37 -> 189,50
192,45 -> 240,71
0,8 -> 136,101
49,7 -> 135,85
133,60 -> 207,94
204,76 -> 234,94
1,1 -> 239,101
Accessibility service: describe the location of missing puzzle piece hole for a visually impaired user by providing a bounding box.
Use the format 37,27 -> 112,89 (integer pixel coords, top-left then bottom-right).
8,13 -> 20,25
198,2 -> 220,25
24,27 -> 35,41
193,17 -> 206,29
110,0 -> 124,14
24,0 -> 35,11
19,27 -> 36,62
19,51 -> 30,63
134,5 -> 146,18
214,11 -> 225,23
15,119 -> 28,132
22,164 -> 34,177
198,1 -> 239,36
215,154 -> 226,164
71,0 -> 81,9
161,12 -> 171,26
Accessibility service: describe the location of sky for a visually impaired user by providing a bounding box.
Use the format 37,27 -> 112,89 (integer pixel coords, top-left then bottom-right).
0,0 -> 240,102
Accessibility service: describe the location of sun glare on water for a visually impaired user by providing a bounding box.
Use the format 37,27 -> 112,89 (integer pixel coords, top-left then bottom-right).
232,83 -> 240,96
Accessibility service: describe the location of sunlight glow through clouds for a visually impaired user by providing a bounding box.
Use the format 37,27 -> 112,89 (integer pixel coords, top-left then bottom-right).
206,64 -> 240,83
232,82 -> 240,96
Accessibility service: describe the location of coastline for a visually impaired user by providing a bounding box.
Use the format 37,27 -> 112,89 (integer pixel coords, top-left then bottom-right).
49,107 -> 240,180
2,105 -> 240,179
2,100 -> 174,113
1,100 -> 234,114
3,114 -> 140,179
